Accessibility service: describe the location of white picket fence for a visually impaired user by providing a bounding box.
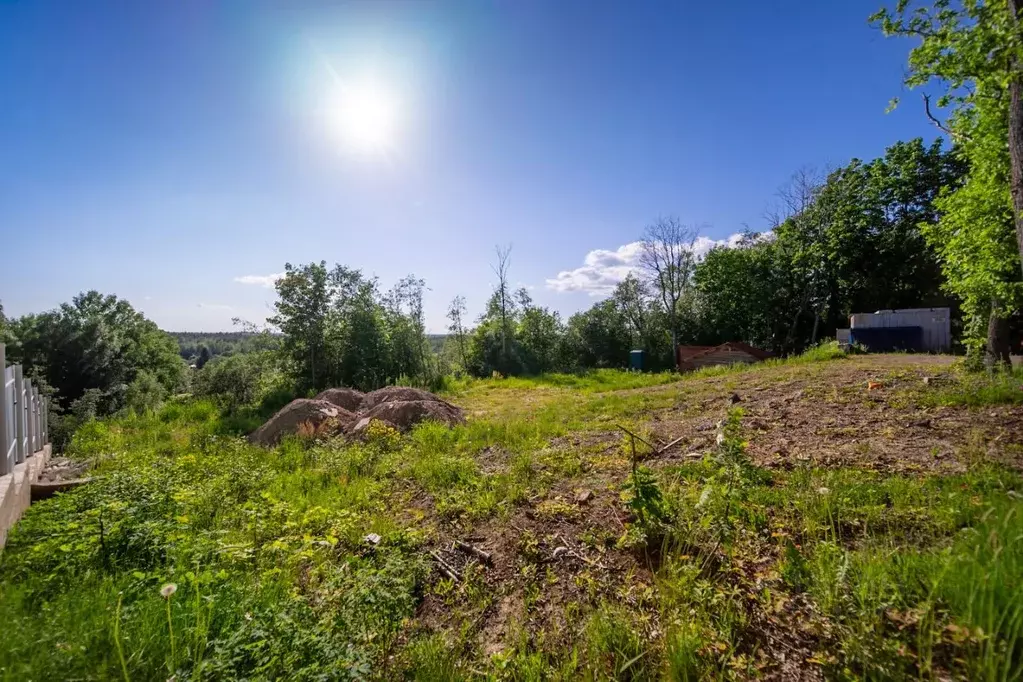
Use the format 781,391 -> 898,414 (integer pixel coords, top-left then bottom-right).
0,343 -> 49,476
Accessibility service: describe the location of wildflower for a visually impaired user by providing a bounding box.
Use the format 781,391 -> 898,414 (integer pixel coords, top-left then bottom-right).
160,583 -> 177,599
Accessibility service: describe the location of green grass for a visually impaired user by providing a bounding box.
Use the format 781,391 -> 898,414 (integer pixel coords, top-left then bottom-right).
1,357 -> 1021,680
916,366 -> 1023,407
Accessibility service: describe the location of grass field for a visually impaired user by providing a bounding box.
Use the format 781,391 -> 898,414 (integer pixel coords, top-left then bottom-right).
1,348 -> 1022,681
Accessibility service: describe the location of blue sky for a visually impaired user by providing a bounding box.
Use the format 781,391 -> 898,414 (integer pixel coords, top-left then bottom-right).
0,1 -> 933,332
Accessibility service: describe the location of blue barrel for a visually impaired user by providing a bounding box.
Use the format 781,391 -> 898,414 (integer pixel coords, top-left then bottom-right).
629,349 -> 645,371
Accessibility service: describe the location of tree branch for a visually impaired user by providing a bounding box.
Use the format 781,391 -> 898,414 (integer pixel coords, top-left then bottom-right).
922,93 -> 970,142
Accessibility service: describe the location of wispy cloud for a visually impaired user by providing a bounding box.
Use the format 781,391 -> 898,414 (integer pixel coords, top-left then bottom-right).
197,303 -> 234,311
233,272 -> 284,288
545,233 -> 755,296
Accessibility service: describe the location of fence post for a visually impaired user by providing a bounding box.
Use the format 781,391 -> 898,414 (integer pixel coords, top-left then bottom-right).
30,386 -> 39,453
0,344 -> 8,476
13,366 -> 24,464
26,380 -> 36,455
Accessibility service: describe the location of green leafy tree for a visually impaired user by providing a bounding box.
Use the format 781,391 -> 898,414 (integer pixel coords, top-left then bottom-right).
5,291 -> 185,415
446,295 -> 469,370
563,300 -> 632,369
515,289 -> 564,374
269,262 -> 333,391
695,234 -> 793,352
874,0 -> 1023,362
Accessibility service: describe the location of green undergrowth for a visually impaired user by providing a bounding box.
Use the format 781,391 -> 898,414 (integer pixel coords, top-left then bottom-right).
915,366 -> 1023,408
0,362 -> 1021,680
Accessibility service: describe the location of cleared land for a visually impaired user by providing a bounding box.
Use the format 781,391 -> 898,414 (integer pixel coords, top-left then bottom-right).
0,351 -> 1021,681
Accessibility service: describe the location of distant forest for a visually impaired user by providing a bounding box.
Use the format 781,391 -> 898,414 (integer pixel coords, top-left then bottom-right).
169,331 -> 445,364
170,331 -> 280,364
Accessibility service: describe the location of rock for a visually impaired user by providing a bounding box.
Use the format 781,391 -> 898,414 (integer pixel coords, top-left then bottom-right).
360,399 -> 465,432
248,399 -> 355,446
361,386 -> 455,411
364,533 -> 381,545
31,478 -> 94,501
314,387 -> 366,412
575,489 -> 593,504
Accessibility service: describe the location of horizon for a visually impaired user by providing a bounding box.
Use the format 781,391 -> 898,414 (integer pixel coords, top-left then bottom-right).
0,1 -> 936,333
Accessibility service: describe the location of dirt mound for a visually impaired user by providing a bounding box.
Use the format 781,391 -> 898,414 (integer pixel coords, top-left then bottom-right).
314,387 -> 366,412
360,399 -> 465,432
361,386 -> 452,411
248,399 -> 356,446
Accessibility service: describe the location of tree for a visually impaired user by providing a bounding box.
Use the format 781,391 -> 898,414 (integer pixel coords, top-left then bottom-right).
383,274 -> 430,383
695,234 -> 792,352
446,295 -> 469,369
196,345 -> 212,370
639,217 -> 700,362
269,262 -> 333,390
515,289 -> 564,374
874,0 -> 1023,274
873,0 -> 1023,363
492,245 -> 515,373
563,300 -> 631,368
5,291 -> 185,415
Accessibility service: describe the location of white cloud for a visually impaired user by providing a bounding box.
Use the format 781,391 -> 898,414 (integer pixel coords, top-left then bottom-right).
197,303 -> 234,311
545,232 -> 764,296
233,272 -> 285,288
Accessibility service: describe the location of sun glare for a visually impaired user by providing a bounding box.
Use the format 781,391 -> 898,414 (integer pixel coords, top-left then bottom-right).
324,79 -> 400,155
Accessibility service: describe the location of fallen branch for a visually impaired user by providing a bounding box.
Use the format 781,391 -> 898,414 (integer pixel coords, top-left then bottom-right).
454,540 -> 493,565
658,435 -> 685,454
615,424 -> 657,451
615,424 -> 686,457
554,533 -> 607,570
429,550 -> 461,582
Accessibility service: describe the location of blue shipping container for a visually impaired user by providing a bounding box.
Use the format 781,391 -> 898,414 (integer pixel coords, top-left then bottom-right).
849,326 -> 923,352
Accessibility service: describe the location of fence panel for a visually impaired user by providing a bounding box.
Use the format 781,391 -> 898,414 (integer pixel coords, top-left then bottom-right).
0,343 -> 49,475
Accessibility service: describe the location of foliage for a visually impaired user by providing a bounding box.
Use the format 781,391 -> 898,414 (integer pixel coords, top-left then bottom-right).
192,350 -> 286,408
171,331 -> 279,363
693,139 -> 965,354
873,0 -> 1023,354
267,262 -> 438,393
1,354 -> 1022,679
3,291 -> 186,422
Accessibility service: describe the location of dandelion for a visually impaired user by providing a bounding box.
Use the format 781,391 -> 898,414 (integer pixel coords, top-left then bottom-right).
160,583 -> 177,671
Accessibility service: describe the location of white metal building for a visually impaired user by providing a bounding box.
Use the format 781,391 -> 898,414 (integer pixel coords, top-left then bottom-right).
847,307 -> 951,353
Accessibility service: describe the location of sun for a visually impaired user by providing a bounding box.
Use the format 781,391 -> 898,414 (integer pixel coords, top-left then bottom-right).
324,79 -> 400,155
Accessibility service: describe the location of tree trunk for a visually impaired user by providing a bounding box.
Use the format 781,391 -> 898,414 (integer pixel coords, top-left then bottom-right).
1008,0 -> 1023,277
986,303 -> 1012,370
670,312 -> 678,370
811,313 -> 821,345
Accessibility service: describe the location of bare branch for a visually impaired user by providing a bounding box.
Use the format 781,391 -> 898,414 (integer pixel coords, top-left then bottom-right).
922,93 -> 971,142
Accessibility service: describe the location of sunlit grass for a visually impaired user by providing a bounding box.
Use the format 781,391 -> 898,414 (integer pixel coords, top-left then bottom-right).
2,353 -> 1022,680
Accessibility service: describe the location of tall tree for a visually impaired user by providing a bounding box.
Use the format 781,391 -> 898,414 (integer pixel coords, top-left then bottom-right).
492,245 -> 515,374
446,295 -> 469,369
639,217 -> 700,361
269,262 -> 333,390
874,0 -> 1022,362
5,291 -> 185,414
